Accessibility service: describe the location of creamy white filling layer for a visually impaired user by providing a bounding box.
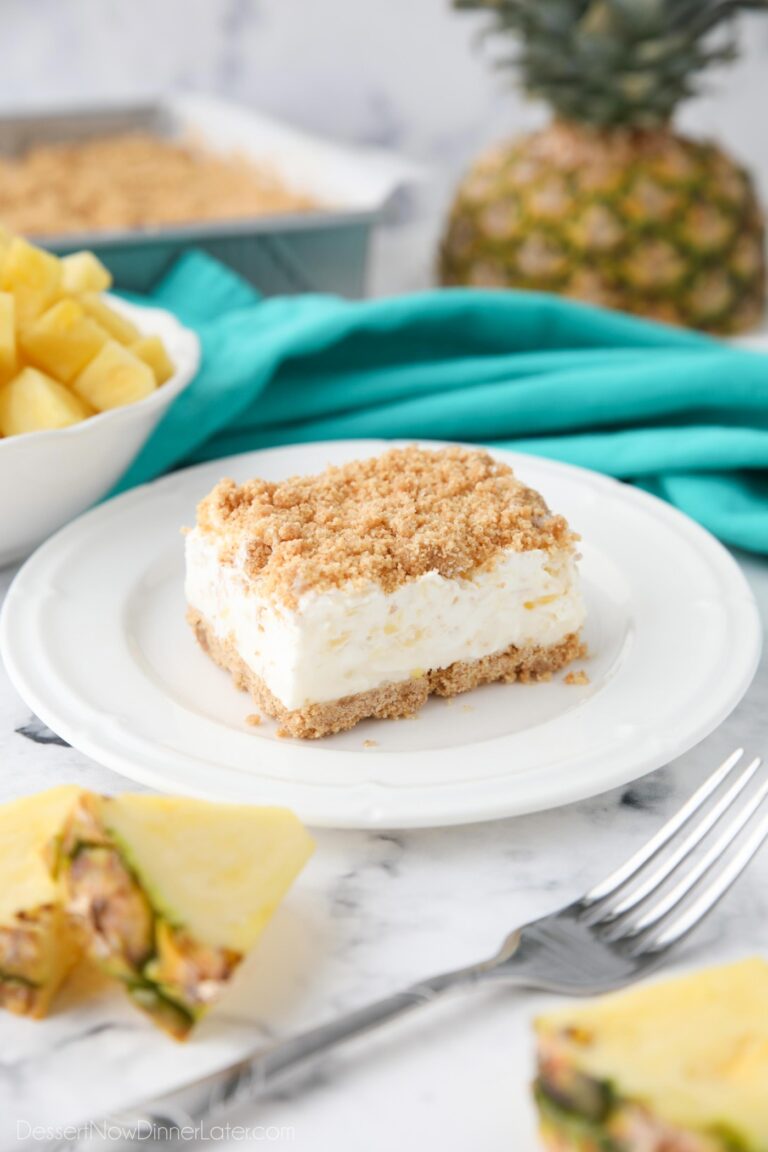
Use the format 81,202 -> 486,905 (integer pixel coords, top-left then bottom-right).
185,529 -> 585,710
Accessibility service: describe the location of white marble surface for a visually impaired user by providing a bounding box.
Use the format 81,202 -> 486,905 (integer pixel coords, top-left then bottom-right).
0,4 -> 767,1148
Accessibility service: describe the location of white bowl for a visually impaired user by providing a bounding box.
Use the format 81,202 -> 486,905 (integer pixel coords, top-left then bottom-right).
0,297 -> 200,567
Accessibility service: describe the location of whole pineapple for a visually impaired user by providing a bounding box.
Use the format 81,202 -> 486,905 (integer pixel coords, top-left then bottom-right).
440,0 -> 767,333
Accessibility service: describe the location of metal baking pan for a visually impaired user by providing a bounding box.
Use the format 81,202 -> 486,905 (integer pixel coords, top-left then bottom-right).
0,94 -> 419,296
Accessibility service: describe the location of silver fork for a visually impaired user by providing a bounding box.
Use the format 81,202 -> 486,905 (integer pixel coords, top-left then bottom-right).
52,748 -> 768,1149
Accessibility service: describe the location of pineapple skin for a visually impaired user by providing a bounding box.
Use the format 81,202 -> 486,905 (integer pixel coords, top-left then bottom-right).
440,121 -> 766,335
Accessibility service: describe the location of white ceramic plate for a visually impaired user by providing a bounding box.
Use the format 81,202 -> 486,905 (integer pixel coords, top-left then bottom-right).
1,439 -> 761,829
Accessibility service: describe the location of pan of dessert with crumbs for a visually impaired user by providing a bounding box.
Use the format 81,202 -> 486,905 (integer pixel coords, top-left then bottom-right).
0,93 -> 419,296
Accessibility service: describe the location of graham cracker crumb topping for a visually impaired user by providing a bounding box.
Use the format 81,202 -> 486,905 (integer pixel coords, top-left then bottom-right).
195,446 -> 576,606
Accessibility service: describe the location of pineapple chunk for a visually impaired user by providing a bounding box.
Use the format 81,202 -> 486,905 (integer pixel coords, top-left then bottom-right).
20,298 -> 109,383
80,293 -> 140,345
53,793 -> 314,1038
0,786 -> 84,1018
72,340 -> 156,411
60,251 -> 113,296
0,292 -> 17,383
0,367 -> 92,436
0,237 -> 62,325
131,335 -> 175,385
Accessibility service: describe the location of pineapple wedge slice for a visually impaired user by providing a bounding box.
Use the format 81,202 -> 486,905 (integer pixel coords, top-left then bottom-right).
20,298 -> 109,383
60,251 -> 113,296
534,959 -> 768,1152
0,367 -> 93,436
0,237 -> 62,325
0,292 -> 17,384
72,340 -> 156,411
0,786 -> 84,1018
131,335 -> 175,385
80,293 -> 141,345
53,793 -> 314,1038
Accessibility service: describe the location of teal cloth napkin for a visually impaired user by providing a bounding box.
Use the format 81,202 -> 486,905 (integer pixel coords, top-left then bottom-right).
115,251 -> 768,555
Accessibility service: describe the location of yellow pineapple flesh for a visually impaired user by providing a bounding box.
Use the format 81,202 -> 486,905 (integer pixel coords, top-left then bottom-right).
131,335 -> 175,385
72,340 -> 156,411
60,250 -> 113,296
0,367 -> 93,436
0,786 -> 84,1018
80,293 -> 141,345
20,298 -> 109,383
0,229 -> 170,438
0,237 -> 62,325
0,292 -> 17,384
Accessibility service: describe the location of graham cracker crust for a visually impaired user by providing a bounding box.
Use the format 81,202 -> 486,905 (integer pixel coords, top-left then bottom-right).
188,607 -> 585,740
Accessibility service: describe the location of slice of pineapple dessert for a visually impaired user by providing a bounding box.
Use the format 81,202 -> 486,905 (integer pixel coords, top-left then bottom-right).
0,786 -> 84,1018
52,792 -> 313,1039
534,958 -> 768,1152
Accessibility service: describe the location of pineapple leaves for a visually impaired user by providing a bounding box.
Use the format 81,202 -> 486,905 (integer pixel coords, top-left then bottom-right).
452,0 -> 768,125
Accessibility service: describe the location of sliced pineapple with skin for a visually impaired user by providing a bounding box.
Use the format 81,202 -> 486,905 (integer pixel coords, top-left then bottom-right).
131,335 -> 175,385
52,793 -> 314,1039
79,293 -> 141,345
0,237 -> 62,326
0,786 -> 84,1018
0,367 -> 93,436
72,340 -> 156,411
60,251 -> 113,296
534,959 -> 768,1152
20,298 -> 109,383
0,292 -> 17,384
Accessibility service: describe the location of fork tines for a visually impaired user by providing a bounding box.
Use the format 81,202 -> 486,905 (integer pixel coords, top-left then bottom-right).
579,748 -> 768,954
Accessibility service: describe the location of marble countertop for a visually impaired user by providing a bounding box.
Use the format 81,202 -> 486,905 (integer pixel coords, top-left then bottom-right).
1,538 -> 767,1152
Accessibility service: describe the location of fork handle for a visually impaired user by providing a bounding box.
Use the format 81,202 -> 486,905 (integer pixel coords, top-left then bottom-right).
33,947 -> 525,1152
30,989 -> 445,1152
111,966 -> 486,1137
